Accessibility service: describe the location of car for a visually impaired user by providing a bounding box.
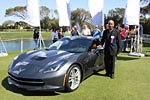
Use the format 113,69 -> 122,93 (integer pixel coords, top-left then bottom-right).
8,36 -> 104,92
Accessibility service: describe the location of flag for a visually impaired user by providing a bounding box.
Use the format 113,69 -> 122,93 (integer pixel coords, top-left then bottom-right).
56,0 -> 70,26
25,0 -> 40,26
88,0 -> 104,26
123,0 -> 140,25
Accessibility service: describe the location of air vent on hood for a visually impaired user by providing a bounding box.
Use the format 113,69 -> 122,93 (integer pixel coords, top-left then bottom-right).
31,56 -> 47,61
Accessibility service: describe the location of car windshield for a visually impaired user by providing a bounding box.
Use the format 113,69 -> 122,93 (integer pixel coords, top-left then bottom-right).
48,38 -> 92,53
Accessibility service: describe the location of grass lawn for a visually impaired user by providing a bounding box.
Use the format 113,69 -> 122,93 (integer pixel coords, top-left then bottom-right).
0,43 -> 150,100
0,31 -> 52,40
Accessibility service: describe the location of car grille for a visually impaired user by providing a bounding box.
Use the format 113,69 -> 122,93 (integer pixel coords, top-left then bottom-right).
8,73 -> 45,86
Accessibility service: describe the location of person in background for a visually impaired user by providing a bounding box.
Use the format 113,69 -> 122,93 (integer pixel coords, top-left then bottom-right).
105,24 -> 109,30
58,27 -> 64,39
116,23 -> 122,33
100,20 -> 122,79
81,24 -> 91,36
120,24 -> 130,52
33,28 -> 39,49
51,28 -> 58,43
71,25 -> 79,36
101,24 -> 109,37
139,24 -> 143,53
64,27 -> 71,37
91,25 -> 102,39
129,25 -> 137,52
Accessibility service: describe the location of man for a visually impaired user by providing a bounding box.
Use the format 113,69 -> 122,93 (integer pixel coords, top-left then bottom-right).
51,28 -> 58,43
139,24 -> 143,53
91,25 -> 102,39
71,25 -> 79,36
120,24 -> 130,52
116,23 -> 122,33
100,20 -> 122,79
33,28 -> 39,49
81,24 -> 91,36
58,27 -> 64,39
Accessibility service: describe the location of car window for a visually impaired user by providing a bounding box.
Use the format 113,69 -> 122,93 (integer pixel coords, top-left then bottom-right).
48,38 -> 92,53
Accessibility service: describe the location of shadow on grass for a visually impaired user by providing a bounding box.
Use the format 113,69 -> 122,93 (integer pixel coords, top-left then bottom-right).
143,43 -> 150,47
2,77 -> 60,96
93,72 -> 107,77
144,50 -> 150,52
117,56 -> 139,61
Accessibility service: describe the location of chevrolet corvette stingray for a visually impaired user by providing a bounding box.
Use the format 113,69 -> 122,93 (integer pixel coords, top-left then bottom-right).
8,36 -> 104,92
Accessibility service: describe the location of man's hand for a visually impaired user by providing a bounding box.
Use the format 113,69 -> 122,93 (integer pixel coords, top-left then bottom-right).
97,45 -> 102,48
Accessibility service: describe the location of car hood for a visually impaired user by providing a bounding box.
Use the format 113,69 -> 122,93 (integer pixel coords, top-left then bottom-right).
22,50 -> 75,64
9,50 -> 76,77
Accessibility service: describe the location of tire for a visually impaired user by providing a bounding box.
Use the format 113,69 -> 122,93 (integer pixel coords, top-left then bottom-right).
65,64 -> 81,92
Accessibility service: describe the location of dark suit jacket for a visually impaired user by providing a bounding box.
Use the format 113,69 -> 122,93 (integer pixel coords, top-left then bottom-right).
101,29 -> 122,56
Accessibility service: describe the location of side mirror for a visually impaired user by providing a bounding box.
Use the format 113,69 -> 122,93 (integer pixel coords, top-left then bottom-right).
94,48 -> 104,55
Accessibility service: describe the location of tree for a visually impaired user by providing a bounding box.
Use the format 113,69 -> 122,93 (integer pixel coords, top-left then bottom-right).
14,21 -> 28,29
40,6 -> 50,20
71,8 -> 91,28
39,6 -> 51,30
49,9 -> 58,19
41,17 -> 51,30
107,8 -> 125,25
2,20 -> 16,29
5,6 -> 51,20
51,19 -> 59,30
5,6 -> 26,19
141,2 -> 150,16
5,6 -> 52,29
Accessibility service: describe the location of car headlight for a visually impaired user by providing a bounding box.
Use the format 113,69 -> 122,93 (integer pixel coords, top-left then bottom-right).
39,60 -> 67,73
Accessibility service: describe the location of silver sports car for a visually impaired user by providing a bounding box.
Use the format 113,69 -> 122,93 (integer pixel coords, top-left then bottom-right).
8,36 -> 104,92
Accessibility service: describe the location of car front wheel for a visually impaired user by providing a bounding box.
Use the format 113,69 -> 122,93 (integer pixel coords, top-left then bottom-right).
65,64 -> 81,92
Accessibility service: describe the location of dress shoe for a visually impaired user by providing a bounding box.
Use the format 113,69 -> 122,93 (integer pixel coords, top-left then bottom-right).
110,74 -> 114,79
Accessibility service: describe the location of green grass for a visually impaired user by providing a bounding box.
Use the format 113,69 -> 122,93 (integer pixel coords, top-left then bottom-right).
0,43 -> 150,100
0,31 -> 52,40
1,52 -> 150,100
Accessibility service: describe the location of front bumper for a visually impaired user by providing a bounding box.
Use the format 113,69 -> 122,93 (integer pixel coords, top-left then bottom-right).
8,71 -> 66,91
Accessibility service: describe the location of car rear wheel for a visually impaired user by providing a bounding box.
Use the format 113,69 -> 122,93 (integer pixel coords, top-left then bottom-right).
65,64 -> 81,92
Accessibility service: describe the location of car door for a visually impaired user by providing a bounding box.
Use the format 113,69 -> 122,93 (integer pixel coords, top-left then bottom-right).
87,38 -> 104,71
94,48 -> 104,68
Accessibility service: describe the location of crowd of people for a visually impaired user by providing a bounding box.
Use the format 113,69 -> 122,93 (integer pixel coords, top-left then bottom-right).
44,22 -> 143,54
120,24 -> 143,53
49,24 -> 103,43
33,20 -> 144,79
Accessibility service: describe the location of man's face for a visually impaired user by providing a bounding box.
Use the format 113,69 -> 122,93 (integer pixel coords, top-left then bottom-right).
108,20 -> 114,30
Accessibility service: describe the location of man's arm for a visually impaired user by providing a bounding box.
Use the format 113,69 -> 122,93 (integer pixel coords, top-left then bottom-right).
117,30 -> 122,54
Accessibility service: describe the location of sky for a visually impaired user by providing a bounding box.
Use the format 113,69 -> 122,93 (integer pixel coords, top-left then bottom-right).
0,0 -> 127,25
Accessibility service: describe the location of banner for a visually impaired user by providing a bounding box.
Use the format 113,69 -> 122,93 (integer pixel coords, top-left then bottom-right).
88,0 -> 104,26
25,0 -> 40,26
56,0 -> 70,26
123,0 -> 140,25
